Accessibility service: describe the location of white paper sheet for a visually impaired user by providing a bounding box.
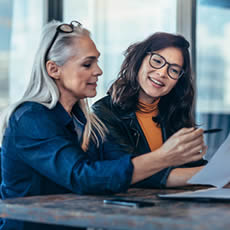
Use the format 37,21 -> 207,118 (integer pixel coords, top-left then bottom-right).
188,132 -> 230,188
158,188 -> 230,200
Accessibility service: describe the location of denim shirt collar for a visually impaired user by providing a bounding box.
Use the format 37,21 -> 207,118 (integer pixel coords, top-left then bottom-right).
54,101 -> 87,127
72,102 -> 87,124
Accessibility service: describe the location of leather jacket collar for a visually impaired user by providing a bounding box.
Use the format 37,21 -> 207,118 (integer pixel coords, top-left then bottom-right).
108,98 -> 168,154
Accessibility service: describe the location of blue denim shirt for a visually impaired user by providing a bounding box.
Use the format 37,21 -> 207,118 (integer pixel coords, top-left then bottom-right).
0,101 -> 133,230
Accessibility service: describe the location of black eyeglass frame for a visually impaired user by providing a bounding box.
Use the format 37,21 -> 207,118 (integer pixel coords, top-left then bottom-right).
44,20 -> 82,62
147,52 -> 185,80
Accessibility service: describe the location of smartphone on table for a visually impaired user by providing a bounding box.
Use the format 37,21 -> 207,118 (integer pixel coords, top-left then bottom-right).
103,198 -> 155,208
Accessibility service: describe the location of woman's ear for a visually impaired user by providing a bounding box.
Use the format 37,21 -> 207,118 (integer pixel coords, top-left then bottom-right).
46,60 -> 61,80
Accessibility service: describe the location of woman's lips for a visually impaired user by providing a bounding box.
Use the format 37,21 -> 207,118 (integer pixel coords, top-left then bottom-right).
148,76 -> 165,87
87,82 -> 97,87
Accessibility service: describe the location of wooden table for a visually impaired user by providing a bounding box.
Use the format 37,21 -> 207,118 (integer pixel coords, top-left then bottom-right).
0,187 -> 230,230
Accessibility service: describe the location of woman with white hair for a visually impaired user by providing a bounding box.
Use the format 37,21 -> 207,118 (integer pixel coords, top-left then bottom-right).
0,20 -> 131,230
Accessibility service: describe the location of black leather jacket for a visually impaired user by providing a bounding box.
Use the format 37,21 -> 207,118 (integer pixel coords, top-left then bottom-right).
92,95 -> 206,188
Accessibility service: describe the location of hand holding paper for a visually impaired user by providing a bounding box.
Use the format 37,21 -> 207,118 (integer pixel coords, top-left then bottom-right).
188,133 -> 230,188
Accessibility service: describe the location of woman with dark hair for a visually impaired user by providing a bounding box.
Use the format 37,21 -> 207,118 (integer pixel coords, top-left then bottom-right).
93,32 -> 207,188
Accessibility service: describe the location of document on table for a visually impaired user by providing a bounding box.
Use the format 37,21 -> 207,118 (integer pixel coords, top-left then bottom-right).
158,133 -> 230,200
188,132 -> 230,188
158,188 -> 230,200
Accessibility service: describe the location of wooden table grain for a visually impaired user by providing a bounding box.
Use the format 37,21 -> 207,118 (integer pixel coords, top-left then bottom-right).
0,187 -> 230,230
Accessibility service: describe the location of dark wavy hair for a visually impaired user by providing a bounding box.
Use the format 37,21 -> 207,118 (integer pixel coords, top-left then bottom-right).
108,32 -> 195,136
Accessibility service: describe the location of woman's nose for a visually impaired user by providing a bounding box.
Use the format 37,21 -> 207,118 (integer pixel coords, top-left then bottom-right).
155,65 -> 168,77
94,64 -> 103,77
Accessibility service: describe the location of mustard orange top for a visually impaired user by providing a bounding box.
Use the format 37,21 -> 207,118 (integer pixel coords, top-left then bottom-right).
136,99 -> 163,151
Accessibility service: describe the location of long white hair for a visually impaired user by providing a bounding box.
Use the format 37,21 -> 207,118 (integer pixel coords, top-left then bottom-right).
0,20 -> 107,151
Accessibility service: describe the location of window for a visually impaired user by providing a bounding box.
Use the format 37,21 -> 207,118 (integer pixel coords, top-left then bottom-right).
9,0 -> 44,103
64,0 -> 177,103
0,0 -> 12,110
196,0 -> 230,114
196,0 -> 230,159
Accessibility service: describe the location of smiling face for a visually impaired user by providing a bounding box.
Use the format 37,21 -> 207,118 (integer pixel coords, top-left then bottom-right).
137,47 -> 184,104
54,36 -> 103,108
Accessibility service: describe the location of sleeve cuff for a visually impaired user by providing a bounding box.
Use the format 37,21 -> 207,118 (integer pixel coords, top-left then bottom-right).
159,167 -> 174,188
108,154 -> 134,193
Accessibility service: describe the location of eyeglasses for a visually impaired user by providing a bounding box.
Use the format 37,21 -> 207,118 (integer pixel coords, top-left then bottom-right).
148,52 -> 185,80
45,20 -> 82,62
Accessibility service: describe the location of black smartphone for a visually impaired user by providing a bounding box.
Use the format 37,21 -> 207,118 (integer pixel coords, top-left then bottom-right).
103,199 -> 155,208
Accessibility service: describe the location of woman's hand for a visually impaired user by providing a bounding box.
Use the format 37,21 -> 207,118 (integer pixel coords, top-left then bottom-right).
131,127 -> 207,185
159,127 -> 207,167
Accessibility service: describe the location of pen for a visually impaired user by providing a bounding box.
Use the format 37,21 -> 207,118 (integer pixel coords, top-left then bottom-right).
203,128 -> 222,134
